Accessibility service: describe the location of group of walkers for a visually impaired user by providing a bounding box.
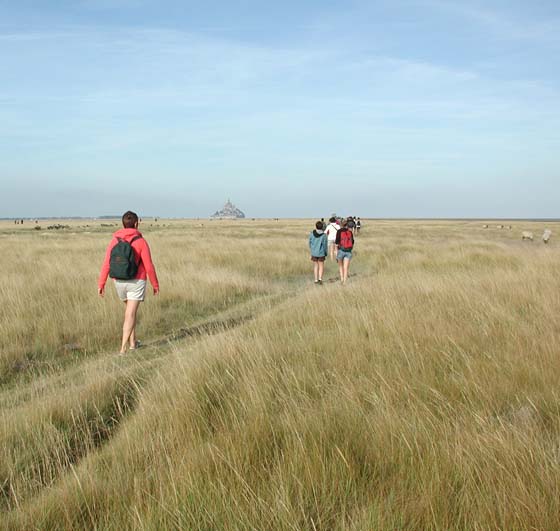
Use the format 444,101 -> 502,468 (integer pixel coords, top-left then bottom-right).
98,211 -> 362,354
308,216 -> 361,285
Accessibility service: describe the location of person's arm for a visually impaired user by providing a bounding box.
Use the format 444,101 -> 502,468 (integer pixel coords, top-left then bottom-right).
98,238 -> 116,296
139,240 -> 159,294
308,232 -> 313,251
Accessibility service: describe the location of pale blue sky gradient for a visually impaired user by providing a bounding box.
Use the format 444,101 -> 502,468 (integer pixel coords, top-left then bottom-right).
1,1 -> 559,217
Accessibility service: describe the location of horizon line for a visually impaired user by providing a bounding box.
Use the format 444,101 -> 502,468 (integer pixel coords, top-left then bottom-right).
2,216 -> 559,222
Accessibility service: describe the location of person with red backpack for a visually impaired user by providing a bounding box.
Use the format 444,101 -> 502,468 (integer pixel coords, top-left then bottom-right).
98,211 -> 159,354
335,219 -> 354,284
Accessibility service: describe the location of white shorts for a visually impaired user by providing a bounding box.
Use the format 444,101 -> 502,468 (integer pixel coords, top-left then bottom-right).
114,279 -> 146,301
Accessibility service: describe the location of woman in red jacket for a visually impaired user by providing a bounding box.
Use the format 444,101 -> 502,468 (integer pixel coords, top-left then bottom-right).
98,211 -> 159,354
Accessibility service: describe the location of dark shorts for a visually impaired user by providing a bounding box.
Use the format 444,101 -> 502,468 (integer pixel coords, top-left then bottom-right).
311,256 -> 326,262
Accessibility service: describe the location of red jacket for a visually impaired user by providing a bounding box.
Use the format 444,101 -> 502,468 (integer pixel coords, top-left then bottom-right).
98,228 -> 159,290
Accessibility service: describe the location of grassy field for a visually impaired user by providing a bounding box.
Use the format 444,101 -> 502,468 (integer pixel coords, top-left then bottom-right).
1,218 -> 559,530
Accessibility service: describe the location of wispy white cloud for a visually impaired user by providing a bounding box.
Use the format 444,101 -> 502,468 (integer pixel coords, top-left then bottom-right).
2,23 -> 558,147
78,0 -> 148,9
0,31 -> 82,41
418,0 -> 560,43
1,6 -> 559,217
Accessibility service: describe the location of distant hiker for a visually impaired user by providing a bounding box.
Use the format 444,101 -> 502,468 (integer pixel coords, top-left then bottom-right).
320,217 -> 327,230
356,217 -> 362,234
325,216 -> 341,261
335,220 -> 354,284
309,220 -> 328,284
98,211 -> 159,354
346,216 -> 356,235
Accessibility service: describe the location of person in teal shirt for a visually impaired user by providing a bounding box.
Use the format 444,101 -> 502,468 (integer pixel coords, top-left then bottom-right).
309,220 -> 328,284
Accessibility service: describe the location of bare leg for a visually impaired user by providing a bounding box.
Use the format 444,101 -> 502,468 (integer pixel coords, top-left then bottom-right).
121,300 -> 138,350
120,299 -> 141,353
313,261 -> 319,282
318,261 -> 324,281
342,258 -> 351,283
129,322 -> 137,349
338,259 -> 344,283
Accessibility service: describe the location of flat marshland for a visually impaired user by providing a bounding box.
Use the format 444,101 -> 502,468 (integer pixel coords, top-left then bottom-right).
1,218 -> 559,530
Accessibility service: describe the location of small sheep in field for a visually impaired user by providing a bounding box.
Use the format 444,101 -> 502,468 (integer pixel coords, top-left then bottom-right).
496,224 -> 504,229
482,224 -> 488,228
521,231 -> 534,241
543,230 -> 552,244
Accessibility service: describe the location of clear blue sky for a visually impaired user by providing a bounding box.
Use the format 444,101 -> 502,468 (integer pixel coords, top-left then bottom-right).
1,0 -> 559,218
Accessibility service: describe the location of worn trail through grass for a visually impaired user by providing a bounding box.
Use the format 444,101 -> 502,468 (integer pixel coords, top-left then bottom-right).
3,218 -> 559,530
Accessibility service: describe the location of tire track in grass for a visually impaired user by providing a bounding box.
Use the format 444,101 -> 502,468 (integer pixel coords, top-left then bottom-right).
0,271 -> 370,512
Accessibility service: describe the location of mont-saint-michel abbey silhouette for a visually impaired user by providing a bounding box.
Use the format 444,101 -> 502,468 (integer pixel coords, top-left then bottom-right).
211,200 -> 245,219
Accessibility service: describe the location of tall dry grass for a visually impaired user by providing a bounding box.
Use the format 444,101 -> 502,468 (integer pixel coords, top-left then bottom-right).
0,219 -> 307,384
1,218 -> 559,530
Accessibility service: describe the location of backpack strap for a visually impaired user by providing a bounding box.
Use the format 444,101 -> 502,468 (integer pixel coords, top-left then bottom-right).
114,236 -> 141,244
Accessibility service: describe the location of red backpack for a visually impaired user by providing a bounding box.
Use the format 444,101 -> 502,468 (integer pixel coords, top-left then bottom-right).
339,229 -> 353,251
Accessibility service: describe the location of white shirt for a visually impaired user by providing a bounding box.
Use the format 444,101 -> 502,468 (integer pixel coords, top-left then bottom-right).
325,222 -> 340,242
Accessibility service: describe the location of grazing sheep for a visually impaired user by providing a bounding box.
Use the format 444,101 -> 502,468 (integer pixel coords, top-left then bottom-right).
543,229 -> 552,244
496,224 -> 504,229
521,231 -> 534,241
482,224 -> 488,228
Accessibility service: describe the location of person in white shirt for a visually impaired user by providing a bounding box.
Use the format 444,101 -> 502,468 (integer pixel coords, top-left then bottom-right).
324,216 -> 341,261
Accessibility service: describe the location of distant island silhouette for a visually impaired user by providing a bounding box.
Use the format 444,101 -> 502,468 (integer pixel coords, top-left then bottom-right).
211,200 -> 245,219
